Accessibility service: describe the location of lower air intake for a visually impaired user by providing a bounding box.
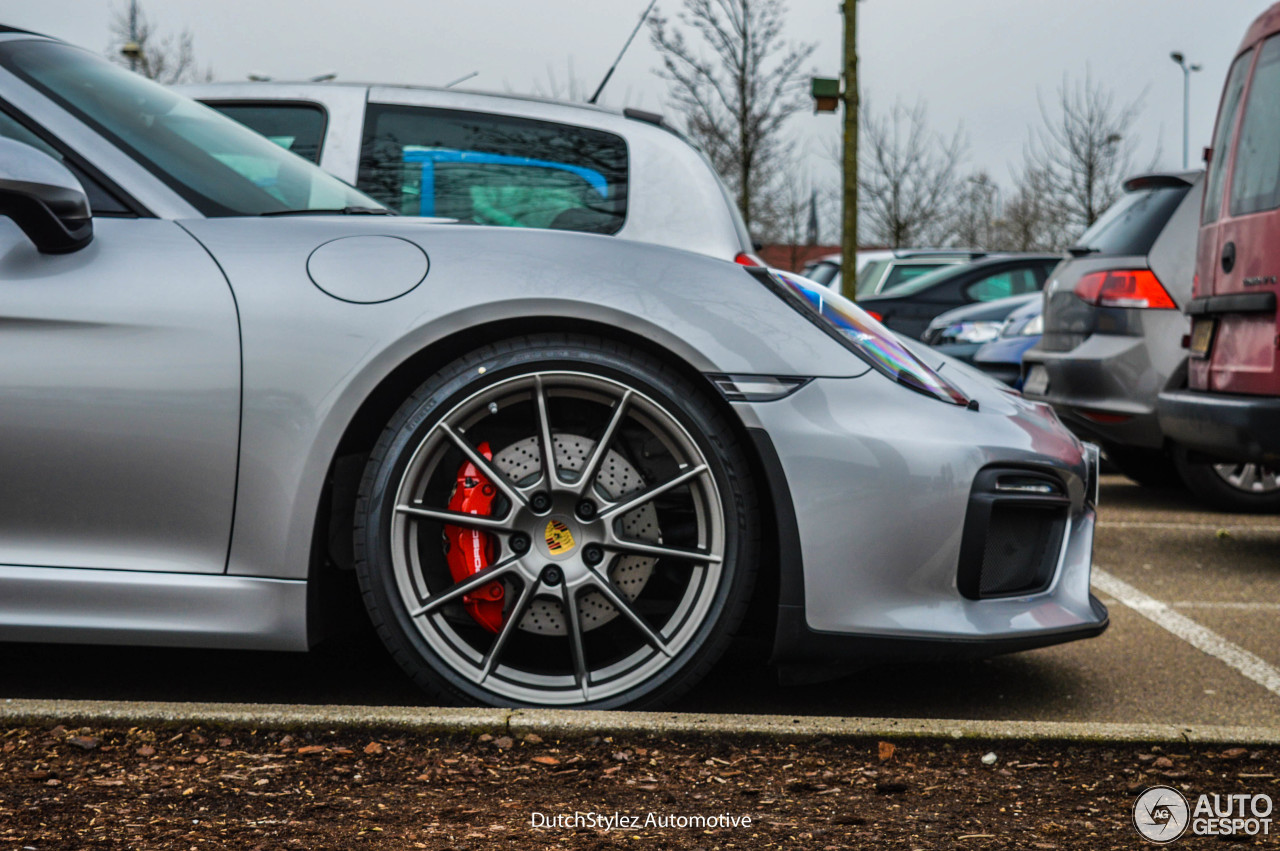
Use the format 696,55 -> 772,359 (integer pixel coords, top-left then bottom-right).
957,467 -> 1071,600
978,504 -> 1066,597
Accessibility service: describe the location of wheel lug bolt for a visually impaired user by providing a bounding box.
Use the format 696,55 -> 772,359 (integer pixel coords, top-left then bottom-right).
542,565 -> 563,586
509,533 -> 530,554
582,544 -> 604,566
576,499 -> 597,519
530,492 -> 552,512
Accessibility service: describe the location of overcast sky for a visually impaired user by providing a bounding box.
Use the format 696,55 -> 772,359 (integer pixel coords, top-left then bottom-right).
8,0 -> 1269,208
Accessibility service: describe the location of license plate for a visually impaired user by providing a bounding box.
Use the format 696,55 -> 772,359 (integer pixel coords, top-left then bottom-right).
1023,365 -> 1050,396
1190,318 -> 1216,359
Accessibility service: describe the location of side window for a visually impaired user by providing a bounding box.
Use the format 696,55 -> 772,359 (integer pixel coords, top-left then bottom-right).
1230,37 -> 1280,217
0,108 -> 130,215
205,102 -> 326,164
966,268 -> 1039,302
358,104 -> 628,234
1204,49 -> 1252,223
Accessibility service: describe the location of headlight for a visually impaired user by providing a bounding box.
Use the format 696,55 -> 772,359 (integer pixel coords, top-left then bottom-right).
942,321 -> 1002,344
749,267 -> 970,406
1020,314 -> 1044,336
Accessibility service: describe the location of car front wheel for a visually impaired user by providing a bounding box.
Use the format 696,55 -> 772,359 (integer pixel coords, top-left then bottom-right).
354,334 -> 758,708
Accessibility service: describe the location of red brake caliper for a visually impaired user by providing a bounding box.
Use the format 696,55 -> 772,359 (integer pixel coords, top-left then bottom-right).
442,442 -> 506,633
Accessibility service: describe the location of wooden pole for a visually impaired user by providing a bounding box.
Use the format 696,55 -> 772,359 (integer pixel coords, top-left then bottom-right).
840,1 -> 859,301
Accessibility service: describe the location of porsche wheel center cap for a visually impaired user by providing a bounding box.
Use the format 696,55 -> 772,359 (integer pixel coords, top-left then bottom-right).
541,516 -> 579,560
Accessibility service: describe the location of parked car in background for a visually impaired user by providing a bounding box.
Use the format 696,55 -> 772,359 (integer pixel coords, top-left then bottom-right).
857,254 -> 1060,340
1159,4 -> 1280,510
0,30 -> 1107,708
1021,173 -> 1226,494
972,297 -> 1046,389
922,291 -> 1043,364
180,82 -> 759,264
802,249 -> 987,297
802,249 -> 889,288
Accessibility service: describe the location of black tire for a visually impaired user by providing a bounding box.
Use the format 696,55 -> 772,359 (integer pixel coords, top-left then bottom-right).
1103,445 -> 1184,489
353,334 -> 759,709
1173,448 -> 1280,513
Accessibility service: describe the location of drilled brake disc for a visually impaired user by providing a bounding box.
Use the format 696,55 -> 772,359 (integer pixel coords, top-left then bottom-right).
492,434 -> 660,635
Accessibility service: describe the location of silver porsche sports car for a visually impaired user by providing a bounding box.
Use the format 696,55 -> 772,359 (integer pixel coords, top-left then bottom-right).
0,30 -> 1106,708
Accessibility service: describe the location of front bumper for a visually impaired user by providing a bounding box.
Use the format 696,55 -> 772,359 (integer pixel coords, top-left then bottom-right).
1157,388 -> 1280,463
1021,334 -> 1164,449
740,372 -> 1106,668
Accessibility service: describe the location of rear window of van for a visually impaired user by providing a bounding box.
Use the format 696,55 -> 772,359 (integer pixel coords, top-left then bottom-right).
358,105 -> 628,235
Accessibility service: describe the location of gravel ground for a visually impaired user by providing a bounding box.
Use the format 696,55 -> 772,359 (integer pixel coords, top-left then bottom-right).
3,723 -> 1278,849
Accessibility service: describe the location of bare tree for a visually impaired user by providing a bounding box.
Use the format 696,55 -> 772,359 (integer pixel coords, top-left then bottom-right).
649,0 -> 816,234
994,164 -> 1070,251
756,164 -> 818,268
1026,71 -> 1149,235
107,2 -> 211,84
949,171 -> 1000,249
856,99 -> 967,248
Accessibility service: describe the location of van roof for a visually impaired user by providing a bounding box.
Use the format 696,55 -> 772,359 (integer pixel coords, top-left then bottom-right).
1242,3 -> 1280,53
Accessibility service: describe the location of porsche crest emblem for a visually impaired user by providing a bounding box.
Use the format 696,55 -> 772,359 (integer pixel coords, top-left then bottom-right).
544,519 -> 576,554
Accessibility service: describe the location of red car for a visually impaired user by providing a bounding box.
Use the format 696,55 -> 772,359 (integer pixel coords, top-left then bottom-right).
1158,2 -> 1280,510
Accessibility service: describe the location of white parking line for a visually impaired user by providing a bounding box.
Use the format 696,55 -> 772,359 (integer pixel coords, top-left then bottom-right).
1092,568 -> 1280,699
1172,602 -> 1280,611
1098,521 -> 1280,532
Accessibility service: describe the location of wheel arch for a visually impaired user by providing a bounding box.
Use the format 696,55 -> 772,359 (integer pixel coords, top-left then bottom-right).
307,315 -> 788,656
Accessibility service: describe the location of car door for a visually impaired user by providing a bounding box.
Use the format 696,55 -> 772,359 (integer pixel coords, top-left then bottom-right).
962,264 -> 1044,303
0,112 -> 241,574
1201,36 -> 1280,396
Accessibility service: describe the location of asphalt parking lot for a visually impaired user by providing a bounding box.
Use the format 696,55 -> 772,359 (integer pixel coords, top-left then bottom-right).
5,475 -> 1278,727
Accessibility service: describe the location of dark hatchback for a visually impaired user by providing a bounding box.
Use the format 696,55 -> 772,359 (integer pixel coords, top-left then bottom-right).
858,254 -> 1061,340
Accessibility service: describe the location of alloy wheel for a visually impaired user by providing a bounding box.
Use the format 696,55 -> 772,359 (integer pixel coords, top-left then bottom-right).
1212,463 -> 1280,494
386,370 -> 727,705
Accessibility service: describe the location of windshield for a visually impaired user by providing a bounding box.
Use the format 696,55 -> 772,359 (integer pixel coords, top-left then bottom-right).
855,260 -> 886,293
869,263 -> 967,298
803,261 -> 839,286
1,39 -> 381,216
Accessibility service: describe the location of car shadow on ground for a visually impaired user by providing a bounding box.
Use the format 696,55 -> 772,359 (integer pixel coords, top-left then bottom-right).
0,625 -> 1090,721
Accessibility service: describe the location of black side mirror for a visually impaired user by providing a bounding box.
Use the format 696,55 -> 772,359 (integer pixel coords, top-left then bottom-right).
0,138 -> 93,253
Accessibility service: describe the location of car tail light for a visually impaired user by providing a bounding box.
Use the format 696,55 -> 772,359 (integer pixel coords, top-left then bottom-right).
864,310 -> 883,322
734,252 -> 765,267
1072,269 -> 1175,309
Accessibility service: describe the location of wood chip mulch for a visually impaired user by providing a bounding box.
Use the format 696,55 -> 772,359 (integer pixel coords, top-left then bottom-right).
1,723 -> 1277,849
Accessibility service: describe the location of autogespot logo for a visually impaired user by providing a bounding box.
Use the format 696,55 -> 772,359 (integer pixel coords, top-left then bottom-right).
1133,786 -> 1190,843
1132,786 -> 1275,842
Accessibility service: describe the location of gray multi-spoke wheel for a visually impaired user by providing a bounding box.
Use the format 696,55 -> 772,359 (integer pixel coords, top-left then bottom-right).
1174,448 -> 1280,513
1212,463 -> 1280,494
354,335 -> 758,708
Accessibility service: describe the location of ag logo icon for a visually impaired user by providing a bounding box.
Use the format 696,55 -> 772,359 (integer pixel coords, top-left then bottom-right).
1133,785 -> 1189,843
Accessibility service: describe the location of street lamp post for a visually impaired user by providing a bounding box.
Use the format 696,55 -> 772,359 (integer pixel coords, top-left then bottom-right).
1170,51 -> 1202,170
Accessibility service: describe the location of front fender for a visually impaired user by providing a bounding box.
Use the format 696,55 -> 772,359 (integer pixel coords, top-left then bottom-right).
177,217 -> 860,580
